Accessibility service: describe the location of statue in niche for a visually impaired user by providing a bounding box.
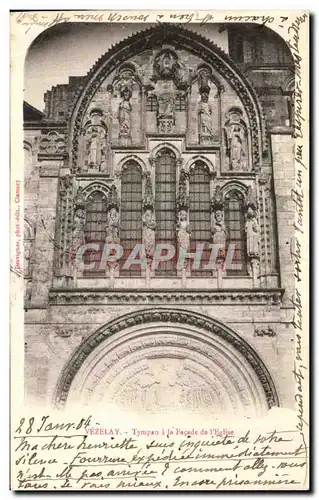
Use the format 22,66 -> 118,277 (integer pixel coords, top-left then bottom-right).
88,129 -> 102,168
245,207 -> 260,258
118,86 -> 132,139
176,210 -> 191,254
199,92 -> 214,141
224,109 -> 249,171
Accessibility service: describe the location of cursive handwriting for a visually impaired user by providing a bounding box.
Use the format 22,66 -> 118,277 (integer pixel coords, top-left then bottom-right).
12,416 -> 307,490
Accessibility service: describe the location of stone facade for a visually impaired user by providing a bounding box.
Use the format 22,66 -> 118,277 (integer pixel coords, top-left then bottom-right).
23,23 -> 296,415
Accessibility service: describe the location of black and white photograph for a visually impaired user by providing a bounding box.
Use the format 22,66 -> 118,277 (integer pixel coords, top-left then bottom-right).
10,11 -> 309,491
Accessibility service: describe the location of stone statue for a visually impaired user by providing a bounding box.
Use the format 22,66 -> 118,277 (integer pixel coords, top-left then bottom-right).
153,50 -> 179,81
225,124 -> 248,171
143,209 -> 156,266
106,207 -> 120,244
245,207 -> 260,257
176,210 -> 191,252
212,209 -> 227,248
87,126 -> 105,169
199,92 -> 213,139
118,86 -> 132,138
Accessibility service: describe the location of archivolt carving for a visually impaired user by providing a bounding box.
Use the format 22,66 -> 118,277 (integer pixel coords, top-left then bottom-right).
54,308 -> 279,411
69,24 -> 267,171
81,182 -> 110,201
185,155 -> 216,177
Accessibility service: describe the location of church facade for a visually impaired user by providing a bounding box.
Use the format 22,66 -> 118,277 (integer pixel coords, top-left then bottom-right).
23,23 -> 296,417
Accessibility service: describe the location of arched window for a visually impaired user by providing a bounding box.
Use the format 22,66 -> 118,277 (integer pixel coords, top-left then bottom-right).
120,162 -> 143,277
189,161 -> 211,276
84,192 -> 108,273
224,190 -> 247,276
155,150 -> 177,276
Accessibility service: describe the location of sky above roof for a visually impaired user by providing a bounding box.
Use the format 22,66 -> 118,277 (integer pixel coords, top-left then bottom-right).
24,22 -> 228,111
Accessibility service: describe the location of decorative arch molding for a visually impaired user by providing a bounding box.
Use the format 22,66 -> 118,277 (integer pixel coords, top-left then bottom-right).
54,308 -> 279,412
68,24 -> 268,172
282,73 -> 295,93
185,155 -> 216,177
149,142 -> 181,162
116,155 -> 147,176
81,181 -> 110,202
221,180 -> 249,198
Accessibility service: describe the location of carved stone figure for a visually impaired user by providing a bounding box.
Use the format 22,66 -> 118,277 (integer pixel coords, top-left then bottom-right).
118,86 -> 132,139
225,122 -> 248,171
88,128 -> 102,168
254,326 -> 276,338
143,209 -> 156,265
177,210 -> 191,253
153,50 -> 179,81
106,207 -> 120,244
245,207 -> 260,257
199,92 -> 214,142
212,210 -> 227,248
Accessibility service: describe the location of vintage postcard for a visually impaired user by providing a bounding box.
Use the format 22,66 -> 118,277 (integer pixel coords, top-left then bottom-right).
10,10 -> 309,491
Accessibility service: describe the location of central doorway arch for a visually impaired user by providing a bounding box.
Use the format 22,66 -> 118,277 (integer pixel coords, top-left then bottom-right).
54,309 -> 279,417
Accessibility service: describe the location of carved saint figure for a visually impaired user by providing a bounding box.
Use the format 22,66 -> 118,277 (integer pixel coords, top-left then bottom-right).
106,207 -> 120,244
153,50 -> 178,80
212,210 -> 227,262
199,92 -> 213,138
225,124 -> 248,171
118,87 -> 132,137
87,128 -> 104,168
245,207 -> 260,257
176,210 -> 191,252
143,209 -> 156,264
